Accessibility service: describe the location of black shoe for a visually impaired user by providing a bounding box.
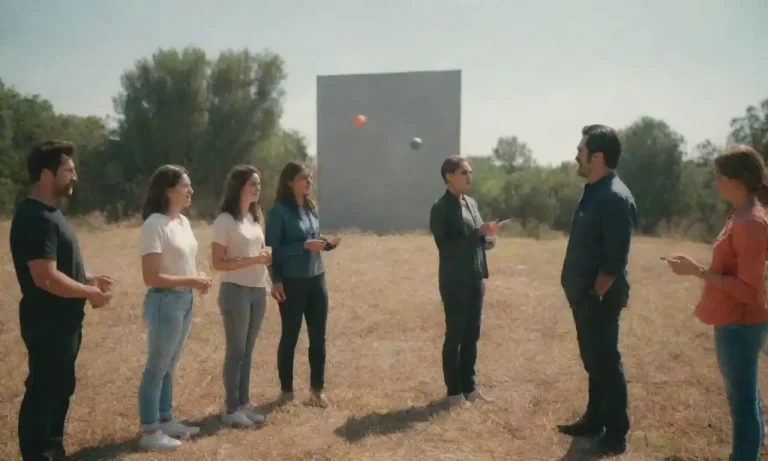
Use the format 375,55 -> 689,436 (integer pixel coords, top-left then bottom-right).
557,417 -> 604,438
588,434 -> 626,457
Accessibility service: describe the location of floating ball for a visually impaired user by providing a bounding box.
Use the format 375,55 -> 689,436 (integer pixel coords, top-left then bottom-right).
410,137 -> 422,150
353,114 -> 366,126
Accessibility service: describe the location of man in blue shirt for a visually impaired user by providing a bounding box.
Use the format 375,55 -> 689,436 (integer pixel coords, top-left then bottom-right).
558,125 -> 637,456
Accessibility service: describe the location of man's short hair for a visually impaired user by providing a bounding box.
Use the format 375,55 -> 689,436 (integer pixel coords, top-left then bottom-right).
581,125 -> 621,169
440,155 -> 467,182
27,140 -> 76,182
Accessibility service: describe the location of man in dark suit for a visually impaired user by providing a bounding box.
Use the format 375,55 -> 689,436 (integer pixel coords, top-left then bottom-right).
558,125 -> 637,456
429,156 -> 508,408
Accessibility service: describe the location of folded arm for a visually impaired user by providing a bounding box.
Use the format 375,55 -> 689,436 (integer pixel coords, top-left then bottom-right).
141,253 -> 198,288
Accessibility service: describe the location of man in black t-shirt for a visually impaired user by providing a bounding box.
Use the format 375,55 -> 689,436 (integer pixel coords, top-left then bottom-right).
10,140 -> 115,461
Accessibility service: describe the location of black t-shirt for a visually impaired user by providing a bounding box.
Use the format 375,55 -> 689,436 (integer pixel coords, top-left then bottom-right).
10,197 -> 87,323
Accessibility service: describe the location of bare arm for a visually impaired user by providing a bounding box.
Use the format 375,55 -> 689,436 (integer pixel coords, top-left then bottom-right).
211,242 -> 262,272
28,259 -> 101,299
141,253 -> 198,288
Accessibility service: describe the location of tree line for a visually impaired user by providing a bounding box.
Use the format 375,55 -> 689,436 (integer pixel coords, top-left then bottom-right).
0,46 -> 766,242
471,104 -> 767,242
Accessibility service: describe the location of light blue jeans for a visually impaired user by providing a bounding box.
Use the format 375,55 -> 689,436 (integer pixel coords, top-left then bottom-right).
138,288 -> 194,431
714,322 -> 768,461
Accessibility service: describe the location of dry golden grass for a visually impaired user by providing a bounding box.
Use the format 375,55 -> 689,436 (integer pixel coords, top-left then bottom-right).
0,220 -> 761,460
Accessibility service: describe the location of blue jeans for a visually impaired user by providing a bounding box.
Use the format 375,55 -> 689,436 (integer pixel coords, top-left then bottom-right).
714,322 -> 768,461
137,288 -> 194,431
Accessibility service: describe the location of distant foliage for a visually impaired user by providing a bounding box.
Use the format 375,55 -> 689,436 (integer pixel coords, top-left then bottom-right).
0,48 -> 765,241
0,47 -> 308,221
470,103 -> 767,243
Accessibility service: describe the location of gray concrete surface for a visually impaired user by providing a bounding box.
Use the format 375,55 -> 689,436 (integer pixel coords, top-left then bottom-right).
316,69 -> 461,232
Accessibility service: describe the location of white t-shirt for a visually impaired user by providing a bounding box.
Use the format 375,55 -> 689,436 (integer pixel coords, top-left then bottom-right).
211,212 -> 269,288
140,213 -> 198,278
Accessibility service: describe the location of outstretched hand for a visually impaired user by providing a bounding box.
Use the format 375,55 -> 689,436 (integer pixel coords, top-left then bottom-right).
664,254 -> 702,277
480,219 -> 509,237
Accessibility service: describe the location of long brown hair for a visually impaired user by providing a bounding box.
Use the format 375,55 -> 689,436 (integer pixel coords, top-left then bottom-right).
714,145 -> 768,206
274,161 -> 316,210
218,164 -> 262,223
141,164 -> 188,221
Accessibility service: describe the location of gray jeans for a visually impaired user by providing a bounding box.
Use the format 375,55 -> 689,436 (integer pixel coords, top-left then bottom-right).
218,282 -> 267,410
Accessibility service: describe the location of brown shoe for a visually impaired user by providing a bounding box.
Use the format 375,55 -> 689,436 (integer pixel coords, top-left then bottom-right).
308,390 -> 329,408
279,391 -> 295,405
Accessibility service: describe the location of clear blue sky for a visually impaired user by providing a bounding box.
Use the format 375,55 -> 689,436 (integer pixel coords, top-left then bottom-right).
1,0 -> 765,165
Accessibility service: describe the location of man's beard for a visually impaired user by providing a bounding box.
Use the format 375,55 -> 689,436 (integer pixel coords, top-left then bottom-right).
54,182 -> 75,198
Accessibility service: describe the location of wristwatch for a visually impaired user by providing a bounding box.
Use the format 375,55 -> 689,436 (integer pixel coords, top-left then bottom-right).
696,266 -> 706,278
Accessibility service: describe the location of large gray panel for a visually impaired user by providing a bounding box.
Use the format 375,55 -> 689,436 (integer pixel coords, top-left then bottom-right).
316,69 -> 461,232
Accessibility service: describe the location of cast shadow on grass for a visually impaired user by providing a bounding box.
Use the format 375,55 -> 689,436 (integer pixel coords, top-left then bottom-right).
334,398 -> 449,443
558,437 -> 600,461
70,397 -> 282,460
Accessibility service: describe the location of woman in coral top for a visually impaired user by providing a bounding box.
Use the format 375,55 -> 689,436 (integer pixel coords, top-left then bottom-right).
666,145 -> 768,460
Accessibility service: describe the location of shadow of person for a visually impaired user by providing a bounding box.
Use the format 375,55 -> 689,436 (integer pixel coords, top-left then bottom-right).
334,398 -> 449,443
557,437 -> 601,461
69,404 -> 276,461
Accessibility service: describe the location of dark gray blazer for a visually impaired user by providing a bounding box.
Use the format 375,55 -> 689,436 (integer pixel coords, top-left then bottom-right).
429,190 -> 495,283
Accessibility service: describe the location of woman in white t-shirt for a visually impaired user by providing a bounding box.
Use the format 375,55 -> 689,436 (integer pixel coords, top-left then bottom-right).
136,164 -> 212,451
211,165 -> 272,428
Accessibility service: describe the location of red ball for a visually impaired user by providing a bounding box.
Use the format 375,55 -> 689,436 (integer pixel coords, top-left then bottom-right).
353,114 -> 366,126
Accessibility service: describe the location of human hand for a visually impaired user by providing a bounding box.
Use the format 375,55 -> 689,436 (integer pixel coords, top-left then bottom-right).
271,283 -> 286,302
190,273 -> 213,293
480,219 -> 510,237
87,286 -> 113,309
89,275 -> 117,293
304,240 -> 327,252
664,254 -> 703,277
253,249 -> 272,266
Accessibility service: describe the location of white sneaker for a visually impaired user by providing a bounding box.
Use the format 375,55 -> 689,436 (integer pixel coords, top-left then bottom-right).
158,419 -> 200,439
241,405 -> 266,424
222,410 -> 255,428
465,389 -> 495,403
139,430 -> 182,450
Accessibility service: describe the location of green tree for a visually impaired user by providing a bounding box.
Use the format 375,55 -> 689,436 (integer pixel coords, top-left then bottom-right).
729,98 -> 768,161
491,136 -> 535,173
618,117 -> 686,234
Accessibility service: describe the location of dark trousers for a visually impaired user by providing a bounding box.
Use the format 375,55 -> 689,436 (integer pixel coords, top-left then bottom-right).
571,290 -> 629,440
277,273 -> 329,392
18,314 -> 82,461
439,275 -> 484,396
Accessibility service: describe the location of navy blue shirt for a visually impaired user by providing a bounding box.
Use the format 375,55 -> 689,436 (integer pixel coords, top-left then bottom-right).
560,172 -> 637,307
265,200 -> 334,284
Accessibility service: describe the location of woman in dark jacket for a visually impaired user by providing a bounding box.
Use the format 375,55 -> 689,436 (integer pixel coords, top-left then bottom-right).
265,161 -> 340,408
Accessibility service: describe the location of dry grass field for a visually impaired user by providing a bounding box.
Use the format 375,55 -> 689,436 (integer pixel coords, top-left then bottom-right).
0,219 -> 763,460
